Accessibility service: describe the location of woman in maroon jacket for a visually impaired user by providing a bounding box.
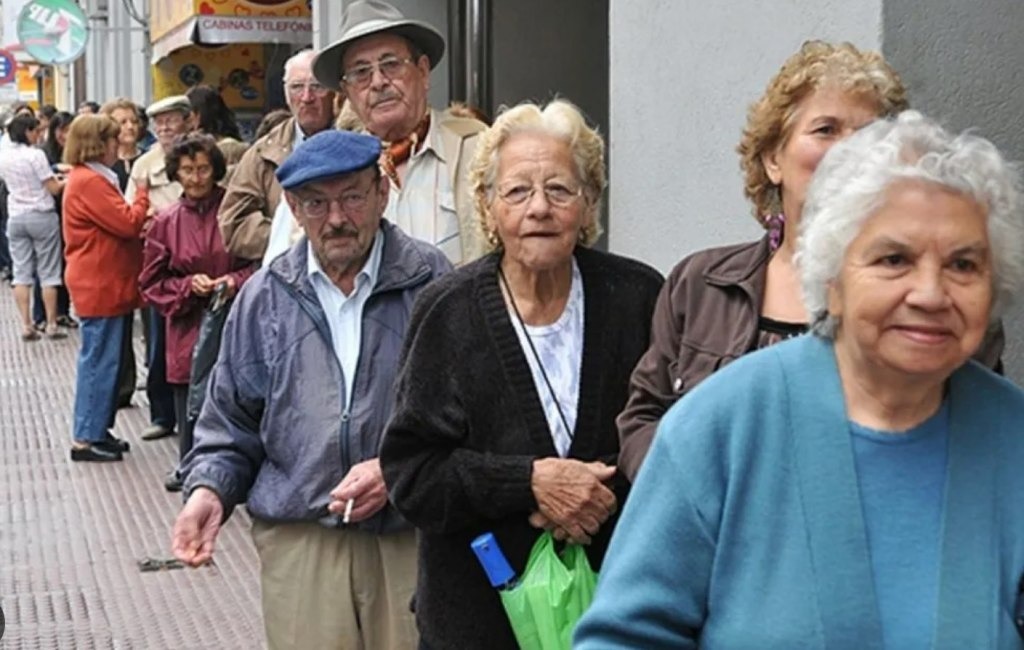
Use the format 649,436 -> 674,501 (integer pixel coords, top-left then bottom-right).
140,133 -> 255,490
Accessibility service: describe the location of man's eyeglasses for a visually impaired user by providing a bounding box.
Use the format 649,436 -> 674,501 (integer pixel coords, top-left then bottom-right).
341,56 -> 414,88
285,80 -> 330,97
497,182 -> 584,208
298,185 -> 376,219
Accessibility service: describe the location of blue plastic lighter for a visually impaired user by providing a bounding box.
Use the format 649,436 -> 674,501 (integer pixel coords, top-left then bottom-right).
471,532 -> 517,590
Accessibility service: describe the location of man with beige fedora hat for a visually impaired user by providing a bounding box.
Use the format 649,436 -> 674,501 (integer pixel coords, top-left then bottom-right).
311,0 -> 487,265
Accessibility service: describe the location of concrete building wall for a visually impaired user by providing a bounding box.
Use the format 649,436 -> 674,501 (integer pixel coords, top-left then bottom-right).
82,0 -> 150,106
883,0 -> 1024,381
607,0 -> 883,273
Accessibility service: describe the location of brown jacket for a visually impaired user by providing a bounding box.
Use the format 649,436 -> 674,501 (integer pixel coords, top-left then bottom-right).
217,118 -> 297,260
616,236 -> 1005,481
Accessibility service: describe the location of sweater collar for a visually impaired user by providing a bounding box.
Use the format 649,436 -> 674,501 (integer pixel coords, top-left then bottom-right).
178,185 -> 225,213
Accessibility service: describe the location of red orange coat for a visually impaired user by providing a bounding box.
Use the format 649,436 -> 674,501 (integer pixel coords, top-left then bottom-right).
62,164 -> 150,318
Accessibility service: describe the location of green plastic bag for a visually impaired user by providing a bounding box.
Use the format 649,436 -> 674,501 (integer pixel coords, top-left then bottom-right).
498,532 -> 598,650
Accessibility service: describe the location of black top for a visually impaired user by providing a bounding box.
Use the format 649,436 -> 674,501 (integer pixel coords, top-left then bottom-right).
381,247 -> 663,649
111,154 -> 142,193
755,315 -> 808,350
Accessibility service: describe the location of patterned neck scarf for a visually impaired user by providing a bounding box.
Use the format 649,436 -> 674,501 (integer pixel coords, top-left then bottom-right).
764,213 -> 786,252
379,112 -> 431,190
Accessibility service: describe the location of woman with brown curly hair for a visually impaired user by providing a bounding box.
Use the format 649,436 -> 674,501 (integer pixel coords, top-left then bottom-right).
617,41 -> 1002,481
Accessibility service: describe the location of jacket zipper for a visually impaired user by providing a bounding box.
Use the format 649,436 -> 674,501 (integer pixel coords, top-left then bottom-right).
271,258 -> 434,488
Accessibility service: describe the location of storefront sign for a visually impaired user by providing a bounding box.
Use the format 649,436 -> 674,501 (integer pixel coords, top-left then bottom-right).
196,15 -> 311,43
150,0 -> 312,62
16,0 -> 88,65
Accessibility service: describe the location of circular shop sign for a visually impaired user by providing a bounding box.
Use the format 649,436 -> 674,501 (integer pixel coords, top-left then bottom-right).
16,0 -> 89,65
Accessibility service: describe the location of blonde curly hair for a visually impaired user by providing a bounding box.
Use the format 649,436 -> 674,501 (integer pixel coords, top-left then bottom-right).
470,99 -> 605,252
737,40 -> 908,226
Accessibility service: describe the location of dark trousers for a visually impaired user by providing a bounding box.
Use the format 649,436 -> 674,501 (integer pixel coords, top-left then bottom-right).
0,216 -> 10,272
145,306 -> 176,430
171,384 -> 193,463
32,278 -> 70,323
116,314 -> 137,406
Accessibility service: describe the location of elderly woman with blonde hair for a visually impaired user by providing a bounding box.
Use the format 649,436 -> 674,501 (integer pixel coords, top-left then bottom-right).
380,99 -> 664,649
576,111 -> 1024,648
617,41 -> 1006,482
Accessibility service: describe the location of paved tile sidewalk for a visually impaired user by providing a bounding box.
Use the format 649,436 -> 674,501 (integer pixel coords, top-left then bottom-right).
0,290 -> 264,649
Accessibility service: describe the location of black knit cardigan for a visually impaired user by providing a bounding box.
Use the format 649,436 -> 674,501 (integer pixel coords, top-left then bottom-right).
381,246 -> 664,649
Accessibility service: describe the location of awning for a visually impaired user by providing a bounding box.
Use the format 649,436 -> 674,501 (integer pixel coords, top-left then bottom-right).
150,15 -> 313,64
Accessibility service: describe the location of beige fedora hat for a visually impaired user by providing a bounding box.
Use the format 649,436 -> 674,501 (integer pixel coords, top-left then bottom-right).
312,0 -> 445,91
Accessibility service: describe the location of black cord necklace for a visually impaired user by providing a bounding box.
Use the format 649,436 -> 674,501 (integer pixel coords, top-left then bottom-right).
498,266 -> 575,447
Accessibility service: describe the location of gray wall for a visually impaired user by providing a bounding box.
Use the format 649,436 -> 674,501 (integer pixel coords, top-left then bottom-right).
82,0 -> 151,106
490,0 -> 608,122
491,0 -> 609,243
607,0 -> 883,273
883,0 -> 1024,382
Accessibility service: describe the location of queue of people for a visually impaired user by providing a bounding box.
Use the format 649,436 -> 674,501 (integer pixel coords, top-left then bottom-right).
2,0 -> 1024,648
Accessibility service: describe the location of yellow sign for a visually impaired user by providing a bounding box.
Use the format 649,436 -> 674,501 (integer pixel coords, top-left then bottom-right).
16,62 -> 38,105
149,0 -> 310,43
152,43 -> 267,109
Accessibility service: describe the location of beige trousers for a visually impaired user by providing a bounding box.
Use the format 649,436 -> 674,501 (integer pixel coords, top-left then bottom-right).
250,519 -> 418,650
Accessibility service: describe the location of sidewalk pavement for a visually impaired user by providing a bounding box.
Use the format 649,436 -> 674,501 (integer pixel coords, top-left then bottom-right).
0,289 -> 264,649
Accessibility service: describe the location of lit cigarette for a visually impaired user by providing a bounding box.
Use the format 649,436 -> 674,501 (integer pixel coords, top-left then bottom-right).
343,498 -> 354,524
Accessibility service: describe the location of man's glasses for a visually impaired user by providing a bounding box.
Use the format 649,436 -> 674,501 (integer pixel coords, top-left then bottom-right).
285,80 -> 330,97
298,185 -> 375,219
497,182 -> 584,208
341,56 -> 414,88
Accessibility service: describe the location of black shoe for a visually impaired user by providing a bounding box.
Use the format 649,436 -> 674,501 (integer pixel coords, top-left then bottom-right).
56,315 -> 79,328
98,434 -> 131,453
164,471 -> 184,493
71,444 -> 124,462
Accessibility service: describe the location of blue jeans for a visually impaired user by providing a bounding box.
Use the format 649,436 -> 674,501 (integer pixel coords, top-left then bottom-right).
73,315 -> 130,443
146,306 -> 176,430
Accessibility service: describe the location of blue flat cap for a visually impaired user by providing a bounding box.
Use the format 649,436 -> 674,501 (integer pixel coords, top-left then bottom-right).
276,130 -> 382,190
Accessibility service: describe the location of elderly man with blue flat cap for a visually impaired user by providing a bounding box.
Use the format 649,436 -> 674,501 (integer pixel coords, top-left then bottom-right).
171,129 -> 451,649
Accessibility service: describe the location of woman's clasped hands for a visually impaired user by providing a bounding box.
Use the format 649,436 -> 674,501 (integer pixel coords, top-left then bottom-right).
529,458 -> 617,545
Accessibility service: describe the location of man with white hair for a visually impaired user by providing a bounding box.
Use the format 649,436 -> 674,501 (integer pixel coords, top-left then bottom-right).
218,49 -> 338,261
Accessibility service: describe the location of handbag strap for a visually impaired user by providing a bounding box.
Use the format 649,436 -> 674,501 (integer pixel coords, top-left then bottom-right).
498,266 -> 574,446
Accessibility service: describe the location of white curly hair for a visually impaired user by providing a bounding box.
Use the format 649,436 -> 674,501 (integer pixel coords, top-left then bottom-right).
797,110 -> 1024,337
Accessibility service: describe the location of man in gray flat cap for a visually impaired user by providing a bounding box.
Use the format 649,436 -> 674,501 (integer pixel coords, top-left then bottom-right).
311,0 -> 487,265
172,129 -> 451,649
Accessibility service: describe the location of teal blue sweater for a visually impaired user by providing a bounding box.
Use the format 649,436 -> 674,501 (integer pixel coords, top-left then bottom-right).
575,335 -> 1024,649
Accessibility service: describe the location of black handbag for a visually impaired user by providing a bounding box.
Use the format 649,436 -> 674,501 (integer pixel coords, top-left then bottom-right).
186,283 -> 233,424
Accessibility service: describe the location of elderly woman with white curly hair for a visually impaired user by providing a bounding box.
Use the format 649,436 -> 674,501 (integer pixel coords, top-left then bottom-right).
380,99 -> 664,649
575,110 -> 1024,649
